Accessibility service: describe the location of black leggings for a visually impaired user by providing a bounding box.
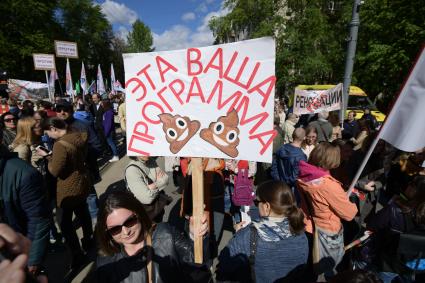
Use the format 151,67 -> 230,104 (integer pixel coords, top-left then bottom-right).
60,199 -> 93,256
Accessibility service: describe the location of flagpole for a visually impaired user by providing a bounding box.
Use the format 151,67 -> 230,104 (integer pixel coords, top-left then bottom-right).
45,70 -> 52,102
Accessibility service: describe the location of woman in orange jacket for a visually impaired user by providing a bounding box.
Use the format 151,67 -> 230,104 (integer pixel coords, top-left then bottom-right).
297,142 -> 357,278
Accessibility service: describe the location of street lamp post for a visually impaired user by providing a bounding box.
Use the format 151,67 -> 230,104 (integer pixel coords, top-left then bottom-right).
342,0 -> 362,116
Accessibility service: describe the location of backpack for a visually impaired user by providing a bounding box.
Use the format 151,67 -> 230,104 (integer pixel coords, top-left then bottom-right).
232,169 -> 255,206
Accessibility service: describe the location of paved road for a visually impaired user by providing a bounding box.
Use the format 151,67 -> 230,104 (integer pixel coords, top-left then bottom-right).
45,155 -> 234,282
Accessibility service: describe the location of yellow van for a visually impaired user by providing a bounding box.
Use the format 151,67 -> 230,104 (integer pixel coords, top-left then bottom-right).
294,84 -> 386,123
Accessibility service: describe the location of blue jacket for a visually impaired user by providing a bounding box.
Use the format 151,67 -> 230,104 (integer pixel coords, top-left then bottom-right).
217,223 -> 309,282
271,144 -> 307,187
74,110 -> 94,124
0,150 -> 50,266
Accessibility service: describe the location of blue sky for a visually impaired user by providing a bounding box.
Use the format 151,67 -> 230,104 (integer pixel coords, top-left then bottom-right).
95,0 -> 228,51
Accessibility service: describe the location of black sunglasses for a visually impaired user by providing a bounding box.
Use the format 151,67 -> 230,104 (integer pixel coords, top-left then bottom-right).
54,107 -> 67,113
253,199 -> 263,207
106,214 -> 139,236
4,118 -> 17,122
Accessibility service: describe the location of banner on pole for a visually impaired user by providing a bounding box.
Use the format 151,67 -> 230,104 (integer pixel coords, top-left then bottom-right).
54,40 -> 78,58
33,54 -> 56,70
123,37 -> 276,162
65,58 -> 74,96
80,62 -> 88,95
111,63 -> 116,95
8,79 -> 49,100
97,64 -> 106,95
293,83 -> 343,115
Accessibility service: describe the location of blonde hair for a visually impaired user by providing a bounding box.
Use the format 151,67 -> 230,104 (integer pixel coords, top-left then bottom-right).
308,142 -> 341,170
11,117 -> 36,147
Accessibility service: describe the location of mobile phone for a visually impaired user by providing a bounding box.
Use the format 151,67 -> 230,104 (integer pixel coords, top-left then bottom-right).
36,145 -> 51,155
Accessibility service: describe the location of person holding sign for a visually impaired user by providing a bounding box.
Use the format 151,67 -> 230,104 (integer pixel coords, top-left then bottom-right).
95,191 -> 211,283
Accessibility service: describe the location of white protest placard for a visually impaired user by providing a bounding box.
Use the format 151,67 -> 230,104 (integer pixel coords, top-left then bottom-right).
54,40 -> 78,58
293,83 -> 343,115
33,54 -> 56,70
124,37 -> 276,162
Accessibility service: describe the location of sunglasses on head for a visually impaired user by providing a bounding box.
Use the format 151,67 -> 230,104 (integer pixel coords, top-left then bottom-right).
106,214 -> 139,236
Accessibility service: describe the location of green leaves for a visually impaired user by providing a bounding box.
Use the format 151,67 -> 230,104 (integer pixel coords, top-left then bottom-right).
126,20 -> 154,53
209,0 -> 425,108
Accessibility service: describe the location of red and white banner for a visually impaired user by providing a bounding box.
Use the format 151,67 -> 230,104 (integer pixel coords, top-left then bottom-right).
123,38 -> 276,162
8,79 -> 49,100
293,83 -> 343,115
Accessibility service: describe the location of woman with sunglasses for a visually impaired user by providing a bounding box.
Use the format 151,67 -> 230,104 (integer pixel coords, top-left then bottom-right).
216,180 -> 309,282
0,112 -> 18,147
96,191 -> 210,283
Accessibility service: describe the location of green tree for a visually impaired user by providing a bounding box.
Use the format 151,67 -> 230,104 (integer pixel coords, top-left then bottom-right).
0,0 -> 60,81
354,0 -> 425,110
209,0 -> 278,43
127,20 -> 154,52
58,0 -> 114,85
276,0 -> 350,95
209,0 -> 349,97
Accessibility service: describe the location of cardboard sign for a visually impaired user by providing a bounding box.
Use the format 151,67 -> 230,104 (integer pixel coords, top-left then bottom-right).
33,54 -> 56,70
54,40 -> 78,58
124,37 -> 276,162
293,83 -> 343,115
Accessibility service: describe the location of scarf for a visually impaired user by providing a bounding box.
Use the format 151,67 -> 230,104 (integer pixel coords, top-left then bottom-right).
252,216 -> 293,242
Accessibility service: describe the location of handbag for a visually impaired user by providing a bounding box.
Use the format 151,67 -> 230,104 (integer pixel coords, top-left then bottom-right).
125,164 -> 172,221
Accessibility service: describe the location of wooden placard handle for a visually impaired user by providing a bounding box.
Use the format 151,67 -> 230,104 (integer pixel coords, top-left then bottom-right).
191,157 -> 204,264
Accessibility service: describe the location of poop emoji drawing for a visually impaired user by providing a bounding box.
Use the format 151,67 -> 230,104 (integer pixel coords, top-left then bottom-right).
158,113 -> 200,154
200,109 -> 240,158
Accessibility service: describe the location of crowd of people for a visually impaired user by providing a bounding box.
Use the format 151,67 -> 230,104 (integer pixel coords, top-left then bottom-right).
0,94 -> 424,283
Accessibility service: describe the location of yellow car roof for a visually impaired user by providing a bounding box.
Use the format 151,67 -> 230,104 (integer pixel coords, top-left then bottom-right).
297,85 -> 367,96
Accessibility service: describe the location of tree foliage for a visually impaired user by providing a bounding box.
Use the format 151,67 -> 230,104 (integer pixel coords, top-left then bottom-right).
0,0 -> 59,82
127,20 -> 154,53
209,0 -> 425,110
355,0 -> 425,110
209,0 -> 278,43
0,0 -> 131,90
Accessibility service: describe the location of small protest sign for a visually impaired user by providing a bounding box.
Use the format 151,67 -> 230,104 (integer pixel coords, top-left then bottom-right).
54,40 -> 78,58
293,83 -> 343,115
33,54 -> 56,70
124,37 -> 276,162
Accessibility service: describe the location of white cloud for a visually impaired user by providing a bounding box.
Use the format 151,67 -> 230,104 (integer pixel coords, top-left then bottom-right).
100,0 -> 138,26
196,3 -> 208,13
153,4 -> 229,51
116,26 -> 130,42
205,0 -> 215,4
182,12 -> 196,22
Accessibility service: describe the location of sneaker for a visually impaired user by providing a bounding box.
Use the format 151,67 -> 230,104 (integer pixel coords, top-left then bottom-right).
109,156 -> 119,162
